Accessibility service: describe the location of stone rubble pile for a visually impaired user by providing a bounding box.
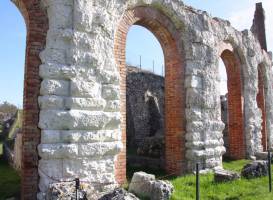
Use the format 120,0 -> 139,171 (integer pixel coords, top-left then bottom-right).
99,188 -> 139,200
45,182 -> 100,200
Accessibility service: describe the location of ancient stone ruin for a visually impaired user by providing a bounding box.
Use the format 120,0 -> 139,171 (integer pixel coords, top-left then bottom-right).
10,0 -> 273,199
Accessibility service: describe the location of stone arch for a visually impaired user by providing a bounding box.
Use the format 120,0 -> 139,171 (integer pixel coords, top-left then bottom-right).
257,63 -> 268,151
114,6 -> 186,183
11,0 -> 48,199
220,48 -> 245,159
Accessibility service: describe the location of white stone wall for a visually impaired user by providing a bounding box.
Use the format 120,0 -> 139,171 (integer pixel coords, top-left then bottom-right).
38,0 -> 273,198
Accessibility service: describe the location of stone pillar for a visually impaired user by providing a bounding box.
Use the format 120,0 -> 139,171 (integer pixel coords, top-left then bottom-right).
37,0 -> 122,198
251,2 -> 267,51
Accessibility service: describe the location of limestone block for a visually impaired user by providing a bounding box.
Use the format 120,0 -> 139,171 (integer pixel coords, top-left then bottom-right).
203,120 -> 225,132
70,78 -> 101,98
40,79 -> 69,96
185,108 -> 202,121
214,169 -> 240,183
185,132 -> 202,142
102,85 -> 119,100
80,130 -> 121,143
186,88 -> 205,107
203,93 -> 219,109
74,0 -> 93,32
40,48 -> 67,65
39,96 -> 64,110
99,69 -> 119,84
104,112 -> 121,129
38,159 -> 63,180
41,130 -> 121,144
104,100 -> 120,112
72,50 -> 98,66
186,121 -> 204,133
41,130 -> 61,144
186,149 -> 206,159
65,97 -> 106,110
73,31 -> 93,50
204,140 -> 224,148
46,3 -> 73,30
129,172 -> 155,197
185,75 -> 203,89
78,141 -> 122,157
39,110 -> 110,130
40,63 -> 75,80
45,30 -> 71,51
38,143 -> 78,159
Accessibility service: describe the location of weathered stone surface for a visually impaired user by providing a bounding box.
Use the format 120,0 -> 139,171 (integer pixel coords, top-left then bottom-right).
126,66 -> 164,148
45,182 -> 100,200
129,172 -> 155,198
241,161 -> 268,179
214,169 -> 240,182
129,172 -> 173,200
137,136 -> 164,158
36,0 -> 273,198
150,180 -> 174,200
99,188 -> 140,200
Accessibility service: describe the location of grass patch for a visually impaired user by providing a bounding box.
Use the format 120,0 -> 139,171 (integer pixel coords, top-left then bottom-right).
128,160 -> 273,200
171,160 -> 273,200
0,128 -> 20,199
0,158 -> 20,199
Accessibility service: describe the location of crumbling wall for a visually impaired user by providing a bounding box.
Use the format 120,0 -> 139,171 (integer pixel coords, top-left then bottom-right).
126,66 -> 164,147
34,0 -> 273,198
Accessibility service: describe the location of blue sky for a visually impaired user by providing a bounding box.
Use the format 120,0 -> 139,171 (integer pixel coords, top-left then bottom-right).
0,0 -> 272,106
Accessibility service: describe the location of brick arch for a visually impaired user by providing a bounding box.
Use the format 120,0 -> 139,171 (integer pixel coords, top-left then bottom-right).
257,63 -> 267,151
11,0 -> 48,199
114,6 -> 185,183
220,49 -> 245,159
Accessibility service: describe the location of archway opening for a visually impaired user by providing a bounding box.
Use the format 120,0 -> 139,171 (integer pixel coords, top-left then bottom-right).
125,25 -> 166,172
257,64 -> 267,151
220,49 -> 245,159
0,0 -> 26,198
218,59 -> 228,157
115,6 -> 185,184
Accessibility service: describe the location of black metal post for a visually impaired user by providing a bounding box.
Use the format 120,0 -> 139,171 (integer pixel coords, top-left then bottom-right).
75,178 -> 80,200
268,150 -> 272,192
196,163 -> 200,200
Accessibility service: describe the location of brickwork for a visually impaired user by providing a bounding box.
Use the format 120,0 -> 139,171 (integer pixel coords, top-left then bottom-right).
12,0 -> 48,199
221,50 -> 245,159
257,65 -> 267,151
114,6 -> 185,182
7,1 -> 273,198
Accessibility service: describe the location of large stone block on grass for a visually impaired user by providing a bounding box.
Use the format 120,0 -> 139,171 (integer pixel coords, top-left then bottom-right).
241,160 -> 268,179
214,169 -> 240,182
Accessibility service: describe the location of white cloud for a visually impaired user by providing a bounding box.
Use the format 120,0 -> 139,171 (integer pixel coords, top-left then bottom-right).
228,0 -> 273,52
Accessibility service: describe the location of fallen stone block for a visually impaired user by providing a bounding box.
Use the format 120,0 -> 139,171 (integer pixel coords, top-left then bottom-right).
129,171 -> 174,200
150,180 -> 174,200
214,169 -> 240,182
241,160 -> 268,179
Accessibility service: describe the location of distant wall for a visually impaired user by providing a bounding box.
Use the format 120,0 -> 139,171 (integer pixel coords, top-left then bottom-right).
126,66 -> 165,148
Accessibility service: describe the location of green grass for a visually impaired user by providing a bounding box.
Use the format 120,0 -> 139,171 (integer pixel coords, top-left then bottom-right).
0,157 -> 21,199
0,126 -> 20,199
170,160 -> 273,200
